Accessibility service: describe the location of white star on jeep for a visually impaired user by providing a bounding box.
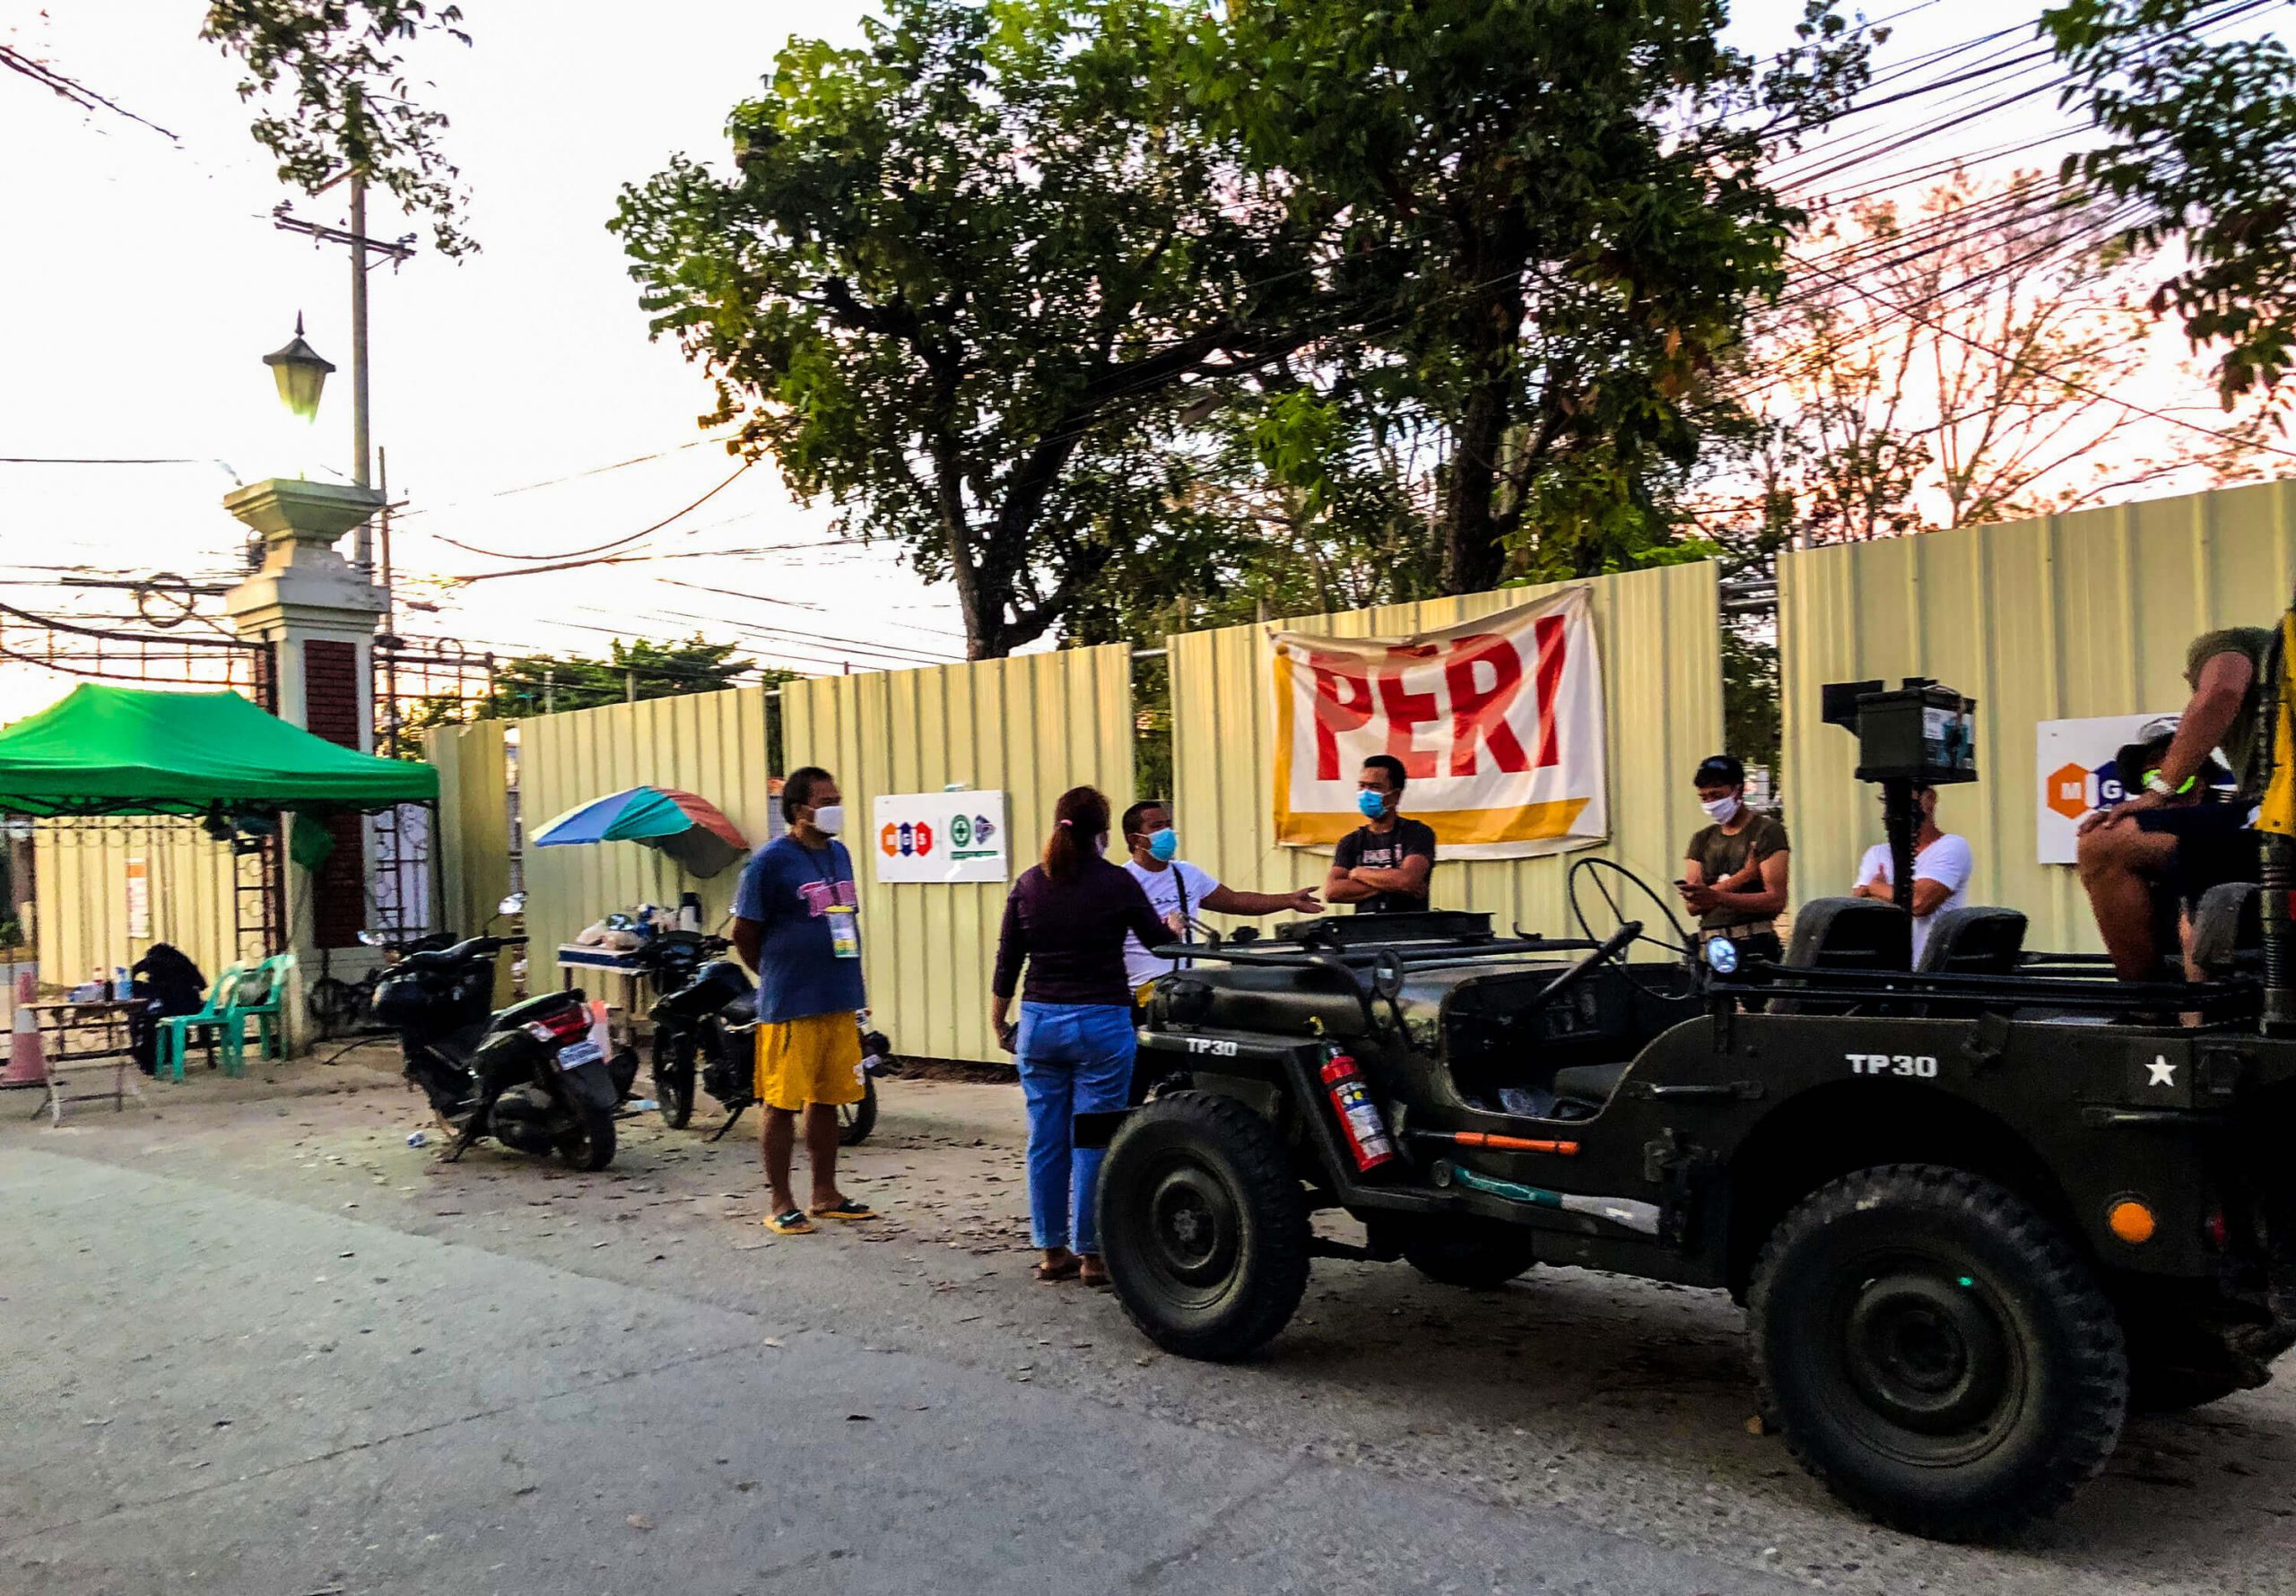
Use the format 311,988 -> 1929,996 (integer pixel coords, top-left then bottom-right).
2147,1056 -> 2177,1088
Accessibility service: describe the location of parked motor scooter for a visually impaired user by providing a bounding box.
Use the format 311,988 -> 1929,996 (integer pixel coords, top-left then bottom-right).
649,950 -> 889,1145
370,912 -> 637,1170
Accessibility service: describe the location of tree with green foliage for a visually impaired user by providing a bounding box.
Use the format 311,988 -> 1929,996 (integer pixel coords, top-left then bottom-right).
613,0 -> 1336,659
2045,0 -> 2296,405
201,1 -> 475,256
5,4 -> 473,254
1187,0 -> 1874,592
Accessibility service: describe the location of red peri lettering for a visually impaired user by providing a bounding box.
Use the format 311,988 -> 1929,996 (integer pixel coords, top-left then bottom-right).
1532,615 -> 1567,768
1377,645 -> 1441,780
1444,633 -> 1530,776
1309,655 -> 1375,780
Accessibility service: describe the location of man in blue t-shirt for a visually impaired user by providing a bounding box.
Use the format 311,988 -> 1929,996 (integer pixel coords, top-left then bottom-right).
732,766 -> 877,1235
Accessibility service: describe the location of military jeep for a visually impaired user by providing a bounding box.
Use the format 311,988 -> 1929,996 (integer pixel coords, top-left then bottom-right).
1091,871 -> 2296,1541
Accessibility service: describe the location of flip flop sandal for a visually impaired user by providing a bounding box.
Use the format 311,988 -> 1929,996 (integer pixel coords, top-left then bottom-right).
808,1199 -> 879,1221
765,1209 -> 816,1235
1078,1261 -> 1112,1289
1035,1256 -> 1082,1283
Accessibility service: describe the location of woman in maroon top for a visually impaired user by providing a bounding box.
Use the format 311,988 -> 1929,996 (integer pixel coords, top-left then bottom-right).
992,785 -> 1175,1286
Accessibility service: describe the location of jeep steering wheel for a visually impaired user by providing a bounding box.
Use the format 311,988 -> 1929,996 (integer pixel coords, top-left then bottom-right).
1566,857 -> 1696,997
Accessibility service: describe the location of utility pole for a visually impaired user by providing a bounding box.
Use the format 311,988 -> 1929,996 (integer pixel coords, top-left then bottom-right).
273,186 -> 413,571
349,175 -> 372,499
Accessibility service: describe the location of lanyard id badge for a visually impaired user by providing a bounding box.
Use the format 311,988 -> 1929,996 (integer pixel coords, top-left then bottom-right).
825,904 -> 861,960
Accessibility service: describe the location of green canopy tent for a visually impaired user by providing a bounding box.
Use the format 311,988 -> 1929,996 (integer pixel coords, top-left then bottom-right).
0,684 -> 436,816
0,685 -> 444,984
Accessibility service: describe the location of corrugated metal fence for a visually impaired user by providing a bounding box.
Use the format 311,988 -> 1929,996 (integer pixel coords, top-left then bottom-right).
33,820 -> 237,987
1169,564 -> 1725,938
1780,479 -> 2296,952
517,686 -> 778,971
427,719 -> 517,1006
782,646 -> 1135,1063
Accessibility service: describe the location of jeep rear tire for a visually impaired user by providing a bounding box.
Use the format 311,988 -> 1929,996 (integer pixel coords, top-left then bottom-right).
1100,1091 -> 1309,1362
1749,1164 -> 2126,1540
1403,1220 -> 1539,1290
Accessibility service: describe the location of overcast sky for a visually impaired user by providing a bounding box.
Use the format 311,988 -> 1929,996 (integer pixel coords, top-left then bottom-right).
0,0 -> 2243,722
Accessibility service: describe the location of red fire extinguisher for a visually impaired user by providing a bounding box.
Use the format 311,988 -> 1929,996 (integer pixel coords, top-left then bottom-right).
1321,1050 -> 1398,1175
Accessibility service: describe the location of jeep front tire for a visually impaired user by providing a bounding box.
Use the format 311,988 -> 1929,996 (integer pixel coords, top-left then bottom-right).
1100,1091 -> 1309,1361
1748,1164 -> 2127,1540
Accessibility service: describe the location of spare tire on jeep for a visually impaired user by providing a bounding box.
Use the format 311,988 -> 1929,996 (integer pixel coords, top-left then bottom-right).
1748,1164 -> 2127,1541
1099,1091 -> 1310,1361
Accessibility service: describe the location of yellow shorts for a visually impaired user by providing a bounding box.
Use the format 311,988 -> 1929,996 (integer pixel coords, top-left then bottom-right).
753,1011 -> 865,1111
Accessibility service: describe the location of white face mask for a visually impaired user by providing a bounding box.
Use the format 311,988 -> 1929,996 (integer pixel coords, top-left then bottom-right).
1096,831 -> 1110,855
810,803 -> 845,836
1700,795 -> 1740,823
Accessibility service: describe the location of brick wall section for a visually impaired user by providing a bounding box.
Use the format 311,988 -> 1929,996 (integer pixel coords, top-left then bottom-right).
303,639 -> 367,949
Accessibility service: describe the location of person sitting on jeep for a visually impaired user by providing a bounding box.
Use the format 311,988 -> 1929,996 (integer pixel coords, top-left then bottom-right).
1324,754 -> 1436,914
2077,627 -> 2272,981
1678,753 -> 1790,964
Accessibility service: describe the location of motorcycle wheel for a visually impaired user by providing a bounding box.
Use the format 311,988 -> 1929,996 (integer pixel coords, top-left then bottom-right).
557,1106 -> 617,1171
653,1032 -> 697,1130
839,1077 -> 878,1146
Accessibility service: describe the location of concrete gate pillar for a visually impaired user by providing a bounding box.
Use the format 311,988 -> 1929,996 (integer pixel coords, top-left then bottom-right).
222,480 -> 388,1048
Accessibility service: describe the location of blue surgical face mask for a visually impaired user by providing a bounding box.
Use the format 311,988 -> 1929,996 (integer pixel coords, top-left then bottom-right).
1357,789 -> 1388,820
1146,828 -> 1178,863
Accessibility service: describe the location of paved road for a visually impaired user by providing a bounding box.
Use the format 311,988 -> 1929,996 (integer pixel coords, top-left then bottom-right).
6,1069 -> 2295,1595
3,1147 -> 1790,1596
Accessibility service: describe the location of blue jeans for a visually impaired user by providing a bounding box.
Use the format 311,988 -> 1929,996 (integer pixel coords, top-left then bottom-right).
1015,1001 -> 1136,1254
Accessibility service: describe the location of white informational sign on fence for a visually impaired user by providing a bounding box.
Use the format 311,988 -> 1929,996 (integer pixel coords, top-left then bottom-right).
872,791 -> 1011,884
2035,713 -> 2179,864
124,857 -> 149,941
1268,585 -> 1607,860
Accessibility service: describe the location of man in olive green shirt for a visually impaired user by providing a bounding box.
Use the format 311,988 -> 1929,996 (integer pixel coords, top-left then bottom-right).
1679,753 -> 1792,964
2076,626 -> 2272,980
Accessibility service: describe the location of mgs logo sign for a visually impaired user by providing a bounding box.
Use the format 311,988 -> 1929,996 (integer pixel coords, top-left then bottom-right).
871,791 -> 1012,883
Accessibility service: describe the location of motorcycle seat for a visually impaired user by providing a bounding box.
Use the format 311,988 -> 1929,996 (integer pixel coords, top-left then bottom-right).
723,990 -> 757,1026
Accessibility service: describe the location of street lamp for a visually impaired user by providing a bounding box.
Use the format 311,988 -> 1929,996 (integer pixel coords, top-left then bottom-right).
262,314 -> 335,422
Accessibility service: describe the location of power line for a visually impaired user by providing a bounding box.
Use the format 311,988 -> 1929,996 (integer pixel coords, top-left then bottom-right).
390,436 -> 726,520
423,459 -> 757,567
1783,247 -> 2296,465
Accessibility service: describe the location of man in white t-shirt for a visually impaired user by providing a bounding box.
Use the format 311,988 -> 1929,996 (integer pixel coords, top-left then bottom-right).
1118,801 -> 1323,994
1848,785 -> 1974,964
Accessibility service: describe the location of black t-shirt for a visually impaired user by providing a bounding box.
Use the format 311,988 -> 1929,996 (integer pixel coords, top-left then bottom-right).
1333,817 -> 1437,914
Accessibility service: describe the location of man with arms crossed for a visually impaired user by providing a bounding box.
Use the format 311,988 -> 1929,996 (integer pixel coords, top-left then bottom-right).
1325,754 -> 1437,914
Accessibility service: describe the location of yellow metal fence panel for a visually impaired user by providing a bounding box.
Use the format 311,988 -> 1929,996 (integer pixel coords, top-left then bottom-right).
517,687 -> 778,997
1170,564 -> 1724,939
1779,480 -> 2296,953
32,820 -> 236,989
782,646 -> 1135,1063
427,720 -> 515,1004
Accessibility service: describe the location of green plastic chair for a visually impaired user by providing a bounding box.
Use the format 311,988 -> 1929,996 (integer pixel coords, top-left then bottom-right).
156,963 -> 243,1082
224,954 -> 294,1069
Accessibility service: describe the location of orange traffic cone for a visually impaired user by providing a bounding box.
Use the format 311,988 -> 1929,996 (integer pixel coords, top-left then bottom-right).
5,969 -> 47,1085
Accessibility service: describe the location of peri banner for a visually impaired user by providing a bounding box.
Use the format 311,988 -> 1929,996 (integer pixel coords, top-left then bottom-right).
1270,587 -> 1607,859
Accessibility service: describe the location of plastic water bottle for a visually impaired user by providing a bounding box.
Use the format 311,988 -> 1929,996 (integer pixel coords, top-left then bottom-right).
406,1130 -> 428,1149
113,967 -> 131,1000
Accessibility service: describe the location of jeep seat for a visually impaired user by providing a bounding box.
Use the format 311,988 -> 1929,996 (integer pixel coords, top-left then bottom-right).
1550,1060 -> 1629,1110
2188,881 -> 2261,978
1916,906 -> 2027,975
1769,897 -> 1912,1015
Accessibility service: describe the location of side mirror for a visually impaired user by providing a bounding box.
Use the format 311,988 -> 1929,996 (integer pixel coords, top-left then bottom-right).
1370,949 -> 1405,1002
498,892 -> 527,916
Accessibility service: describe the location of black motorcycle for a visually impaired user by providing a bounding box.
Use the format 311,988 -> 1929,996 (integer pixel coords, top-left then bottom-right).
370,933 -> 636,1170
648,944 -> 887,1145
